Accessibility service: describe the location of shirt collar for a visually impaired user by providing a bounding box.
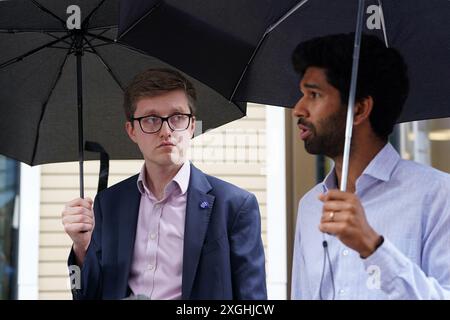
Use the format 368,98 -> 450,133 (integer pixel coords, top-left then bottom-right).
321,143 -> 400,192
361,143 -> 400,182
172,160 -> 191,195
137,161 -> 191,198
322,165 -> 338,192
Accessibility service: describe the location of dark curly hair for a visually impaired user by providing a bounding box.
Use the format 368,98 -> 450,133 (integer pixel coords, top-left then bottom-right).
292,33 -> 409,141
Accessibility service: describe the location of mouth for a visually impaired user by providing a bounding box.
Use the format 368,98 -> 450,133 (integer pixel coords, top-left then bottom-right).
297,123 -> 312,141
158,142 -> 176,148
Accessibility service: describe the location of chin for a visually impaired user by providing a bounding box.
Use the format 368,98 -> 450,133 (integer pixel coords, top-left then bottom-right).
158,153 -> 185,166
305,142 -> 341,158
304,141 -> 320,155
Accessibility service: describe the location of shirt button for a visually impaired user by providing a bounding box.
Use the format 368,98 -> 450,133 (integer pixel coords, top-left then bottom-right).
339,289 -> 345,295
149,233 -> 156,240
343,249 -> 349,256
147,264 -> 154,271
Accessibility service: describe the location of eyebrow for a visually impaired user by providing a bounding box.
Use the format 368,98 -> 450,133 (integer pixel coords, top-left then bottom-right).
141,107 -> 188,116
302,83 -> 322,90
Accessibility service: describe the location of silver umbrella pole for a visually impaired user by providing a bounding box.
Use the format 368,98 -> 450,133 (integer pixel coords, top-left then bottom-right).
340,0 -> 366,191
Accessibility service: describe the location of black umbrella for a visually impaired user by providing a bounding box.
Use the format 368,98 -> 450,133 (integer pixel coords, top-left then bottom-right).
119,0 -> 450,122
0,0 -> 245,197
118,0 -> 450,189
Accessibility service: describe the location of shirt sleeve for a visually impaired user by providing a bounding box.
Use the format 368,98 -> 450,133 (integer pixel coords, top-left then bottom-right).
362,180 -> 450,300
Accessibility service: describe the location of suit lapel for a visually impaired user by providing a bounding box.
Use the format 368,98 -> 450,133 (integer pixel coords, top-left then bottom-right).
182,164 -> 215,299
116,175 -> 141,296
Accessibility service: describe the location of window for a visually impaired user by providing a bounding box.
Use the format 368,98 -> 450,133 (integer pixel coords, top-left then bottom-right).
400,119 -> 450,173
0,156 -> 19,299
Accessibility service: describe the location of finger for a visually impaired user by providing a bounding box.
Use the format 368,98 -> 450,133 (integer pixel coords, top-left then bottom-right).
62,206 -> 93,218
62,214 -> 94,226
64,222 -> 94,234
320,210 -> 337,223
319,221 -> 345,235
65,198 -> 93,210
62,206 -> 94,218
320,190 -> 352,202
322,200 -> 351,213
320,210 -> 352,224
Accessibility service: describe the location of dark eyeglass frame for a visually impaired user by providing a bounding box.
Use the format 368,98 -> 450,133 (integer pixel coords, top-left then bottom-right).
130,113 -> 193,134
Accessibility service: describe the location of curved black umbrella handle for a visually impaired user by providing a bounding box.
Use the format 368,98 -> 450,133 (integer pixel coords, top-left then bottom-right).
84,141 -> 110,194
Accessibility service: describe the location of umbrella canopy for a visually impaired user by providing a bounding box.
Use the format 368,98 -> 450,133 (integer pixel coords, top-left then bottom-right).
0,0 -> 245,167
118,0 -> 450,123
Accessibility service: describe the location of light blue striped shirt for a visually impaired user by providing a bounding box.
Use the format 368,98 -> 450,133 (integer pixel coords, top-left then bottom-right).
291,143 -> 450,299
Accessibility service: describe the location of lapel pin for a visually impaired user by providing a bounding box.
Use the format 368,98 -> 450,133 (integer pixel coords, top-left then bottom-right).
200,201 -> 209,209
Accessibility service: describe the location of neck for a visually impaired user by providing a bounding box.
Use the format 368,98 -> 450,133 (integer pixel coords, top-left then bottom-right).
144,161 -> 184,200
333,135 -> 386,193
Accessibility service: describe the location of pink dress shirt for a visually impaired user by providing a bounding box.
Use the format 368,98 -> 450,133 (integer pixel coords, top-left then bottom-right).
128,161 -> 190,299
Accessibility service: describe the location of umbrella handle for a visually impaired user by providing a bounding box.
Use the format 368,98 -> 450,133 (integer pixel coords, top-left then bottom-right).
85,141 -> 110,194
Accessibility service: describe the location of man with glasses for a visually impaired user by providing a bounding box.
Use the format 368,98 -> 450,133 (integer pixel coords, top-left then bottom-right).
62,68 -> 267,300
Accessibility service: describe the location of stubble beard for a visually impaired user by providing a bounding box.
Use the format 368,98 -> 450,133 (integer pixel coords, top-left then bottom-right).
304,111 -> 347,158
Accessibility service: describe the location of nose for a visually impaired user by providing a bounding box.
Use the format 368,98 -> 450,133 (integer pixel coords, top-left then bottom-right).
159,120 -> 172,138
292,96 -> 308,119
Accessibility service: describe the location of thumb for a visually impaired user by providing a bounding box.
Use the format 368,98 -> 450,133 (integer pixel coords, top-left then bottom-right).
318,193 -> 327,202
85,197 -> 94,206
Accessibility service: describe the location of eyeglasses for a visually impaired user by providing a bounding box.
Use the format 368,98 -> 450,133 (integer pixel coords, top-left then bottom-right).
131,113 -> 193,134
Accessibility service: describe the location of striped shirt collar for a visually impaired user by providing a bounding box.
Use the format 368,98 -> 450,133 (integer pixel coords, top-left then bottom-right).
323,143 -> 400,192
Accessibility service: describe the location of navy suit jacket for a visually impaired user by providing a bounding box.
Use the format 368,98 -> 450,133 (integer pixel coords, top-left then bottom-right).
69,163 -> 267,299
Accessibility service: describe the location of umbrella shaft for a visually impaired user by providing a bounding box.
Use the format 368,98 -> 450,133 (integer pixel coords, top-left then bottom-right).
76,49 -> 84,199
341,0 -> 366,192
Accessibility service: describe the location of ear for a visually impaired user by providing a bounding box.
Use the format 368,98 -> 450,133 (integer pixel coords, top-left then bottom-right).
353,96 -> 373,126
190,116 -> 196,139
125,121 -> 138,144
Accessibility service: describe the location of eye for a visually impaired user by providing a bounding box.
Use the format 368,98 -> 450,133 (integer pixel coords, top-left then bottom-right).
143,116 -> 159,125
310,91 -> 320,99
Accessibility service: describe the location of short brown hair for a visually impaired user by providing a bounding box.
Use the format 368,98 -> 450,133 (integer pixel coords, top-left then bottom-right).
123,68 -> 197,121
